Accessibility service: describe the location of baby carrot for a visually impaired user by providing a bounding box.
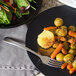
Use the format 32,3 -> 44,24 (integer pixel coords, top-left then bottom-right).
69,68 -> 76,74
51,44 -> 63,59
59,37 -> 66,41
0,5 -> 9,12
68,31 -> 76,38
44,27 -> 57,31
67,63 -> 73,70
62,48 -> 67,55
68,38 -> 75,44
61,63 -> 67,69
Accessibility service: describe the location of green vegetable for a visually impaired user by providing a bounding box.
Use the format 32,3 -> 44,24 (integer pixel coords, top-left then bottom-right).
0,7 -> 12,24
31,6 -> 36,10
16,9 -> 29,18
28,0 -> 36,3
14,0 -> 30,9
28,0 -> 33,2
22,10 -> 29,15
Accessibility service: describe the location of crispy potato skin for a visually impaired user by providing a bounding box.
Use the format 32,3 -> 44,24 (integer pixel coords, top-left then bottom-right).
37,30 -> 54,49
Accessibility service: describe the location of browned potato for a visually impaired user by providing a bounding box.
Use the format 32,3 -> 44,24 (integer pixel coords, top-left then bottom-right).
63,41 -> 69,50
53,41 -> 60,48
72,60 -> 76,68
69,26 -> 76,32
61,26 -> 67,30
68,49 -> 76,55
56,53 -> 64,62
37,30 -> 55,49
54,17 -> 63,27
55,28 -> 67,36
71,43 -> 76,49
63,54 -> 74,63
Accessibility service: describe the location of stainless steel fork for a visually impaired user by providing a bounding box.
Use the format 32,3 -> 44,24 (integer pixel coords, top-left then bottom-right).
3,37 -> 63,68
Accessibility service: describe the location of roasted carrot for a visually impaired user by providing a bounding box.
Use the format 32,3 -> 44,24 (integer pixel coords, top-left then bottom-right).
55,36 -> 66,41
51,44 -> 63,59
0,5 -> 9,12
68,38 -> 75,44
62,48 -> 67,55
6,2 -> 16,13
60,37 -> 66,41
44,27 -> 57,31
68,31 -> 76,38
61,63 -> 67,69
69,68 -> 76,74
67,63 -> 73,70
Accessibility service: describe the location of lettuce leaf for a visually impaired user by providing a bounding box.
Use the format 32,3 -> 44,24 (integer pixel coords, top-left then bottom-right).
16,9 -> 29,18
0,7 -> 12,24
14,0 -> 30,9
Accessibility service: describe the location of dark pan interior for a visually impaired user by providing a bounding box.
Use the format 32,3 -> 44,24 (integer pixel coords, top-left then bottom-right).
26,5 -> 76,76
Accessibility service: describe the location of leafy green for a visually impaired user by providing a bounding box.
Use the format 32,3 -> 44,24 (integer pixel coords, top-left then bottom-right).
31,5 -> 36,10
22,10 -> 29,15
28,0 -> 32,2
16,10 -> 22,18
16,9 -> 29,18
28,0 -> 36,3
0,7 -> 12,24
14,0 -> 30,9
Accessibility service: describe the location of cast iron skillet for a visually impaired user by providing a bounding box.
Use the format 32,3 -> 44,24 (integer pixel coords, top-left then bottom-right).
26,5 -> 76,76
0,0 -> 42,28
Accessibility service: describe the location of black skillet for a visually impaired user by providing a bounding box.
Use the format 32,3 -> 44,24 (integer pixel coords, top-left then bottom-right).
0,0 -> 42,28
26,5 -> 76,76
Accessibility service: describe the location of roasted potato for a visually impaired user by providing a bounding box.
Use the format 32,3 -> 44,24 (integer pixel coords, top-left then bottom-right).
69,26 -> 76,32
63,54 -> 74,63
71,43 -> 76,49
55,28 -> 67,36
63,41 -> 69,50
68,49 -> 76,55
54,17 -> 63,27
72,60 -> 76,68
56,53 -> 64,61
37,30 -> 55,49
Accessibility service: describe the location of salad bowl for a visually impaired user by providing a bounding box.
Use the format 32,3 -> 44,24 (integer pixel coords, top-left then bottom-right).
0,0 -> 42,28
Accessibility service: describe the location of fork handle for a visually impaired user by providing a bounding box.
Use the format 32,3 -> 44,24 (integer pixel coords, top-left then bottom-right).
4,37 -> 42,58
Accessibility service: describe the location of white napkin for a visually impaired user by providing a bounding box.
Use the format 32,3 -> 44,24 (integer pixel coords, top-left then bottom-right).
58,0 -> 76,8
0,25 -> 45,76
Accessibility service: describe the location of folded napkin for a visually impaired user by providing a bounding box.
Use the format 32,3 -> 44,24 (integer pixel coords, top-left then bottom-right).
0,25 -> 44,76
58,0 -> 76,8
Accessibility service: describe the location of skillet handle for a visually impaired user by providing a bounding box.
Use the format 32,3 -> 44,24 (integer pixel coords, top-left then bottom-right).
3,37 -> 42,58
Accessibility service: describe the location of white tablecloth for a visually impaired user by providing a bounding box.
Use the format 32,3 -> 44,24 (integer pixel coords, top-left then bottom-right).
0,25 -> 43,76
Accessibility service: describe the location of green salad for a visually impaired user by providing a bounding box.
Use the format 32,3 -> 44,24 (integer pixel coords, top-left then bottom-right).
0,0 -> 36,24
